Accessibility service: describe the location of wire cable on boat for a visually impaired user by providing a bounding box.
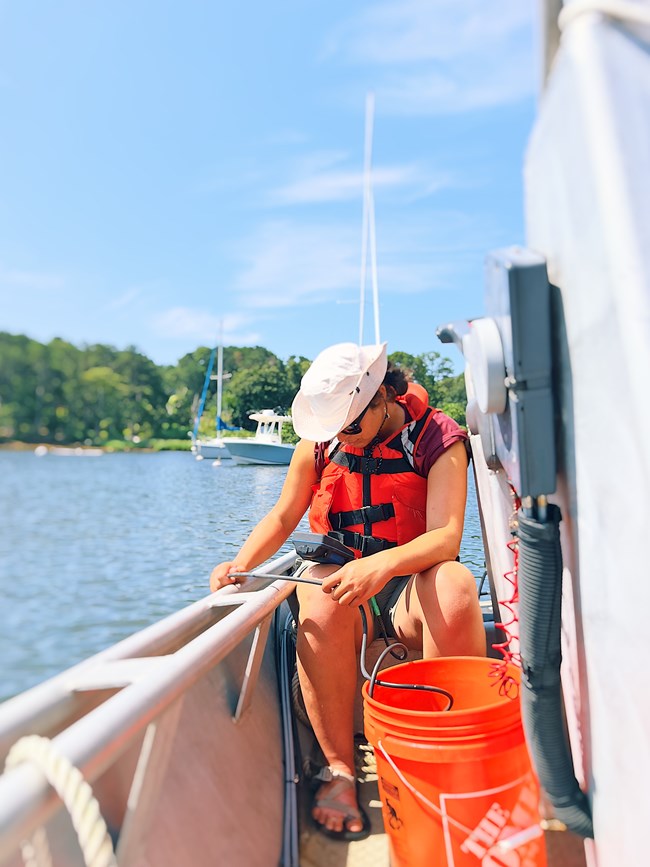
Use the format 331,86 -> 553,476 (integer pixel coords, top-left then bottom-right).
4,735 -> 118,867
230,571 -> 454,709
229,571 -> 323,587
357,607 -> 453,707
274,608 -> 300,867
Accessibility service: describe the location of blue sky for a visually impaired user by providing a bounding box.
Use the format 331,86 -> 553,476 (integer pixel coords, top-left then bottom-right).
0,1 -> 537,369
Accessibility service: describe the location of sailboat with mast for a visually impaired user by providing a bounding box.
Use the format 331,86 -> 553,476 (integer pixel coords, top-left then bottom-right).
191,341 -> 233,461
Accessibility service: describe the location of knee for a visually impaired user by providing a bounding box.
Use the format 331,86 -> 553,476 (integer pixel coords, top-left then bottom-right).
297,602 -> 357,658
424,561 -> 480,618
416,562 -> 485,658
297,583 -> 355,639
298,597 -> 339,632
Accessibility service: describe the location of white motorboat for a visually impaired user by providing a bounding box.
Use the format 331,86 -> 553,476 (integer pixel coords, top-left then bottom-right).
223,410 -> 296,466
193,435 -> 231,461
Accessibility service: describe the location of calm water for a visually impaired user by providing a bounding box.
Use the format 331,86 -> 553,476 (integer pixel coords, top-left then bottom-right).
0,451 -> 485,700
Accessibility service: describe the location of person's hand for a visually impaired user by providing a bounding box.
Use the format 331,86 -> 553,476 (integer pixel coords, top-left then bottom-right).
320,556 -> 391,607
210,561 -> 248,592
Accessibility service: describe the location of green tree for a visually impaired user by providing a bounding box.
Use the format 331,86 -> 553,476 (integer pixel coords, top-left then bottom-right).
45,338 -> 84,441
168,345 -> 289,435
77,366 -> 130,440
164,346 -> 215,438
0,331 -> 467,444
223,346 -> 280,372
389,350 -> 466,426
113,348 -> 168,440
0,333 -> 45,440
225,364 -> 294,429
436,372 -> 467,424
285,355 -> 311,395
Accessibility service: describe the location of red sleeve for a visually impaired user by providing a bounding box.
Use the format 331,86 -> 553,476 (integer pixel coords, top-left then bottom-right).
413,410 -> 468,477
314,441 -> 330,477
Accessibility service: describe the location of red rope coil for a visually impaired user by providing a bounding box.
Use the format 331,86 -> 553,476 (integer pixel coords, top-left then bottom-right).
489,486 -> 522,698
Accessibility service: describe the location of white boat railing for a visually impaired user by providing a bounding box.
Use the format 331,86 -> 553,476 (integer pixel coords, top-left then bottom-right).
0,552 -> 297,866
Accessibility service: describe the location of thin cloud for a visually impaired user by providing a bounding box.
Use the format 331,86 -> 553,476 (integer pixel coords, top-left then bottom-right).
292,150 -> 350,173
150,308 -> 260,347
269,149 -> 457,206
232,221 -> 359,308
377,60 -> 533,115
230,213 -> 481,309
328,0 -> 531,65
271,165 -> 420,205
0,265 -> 65,292
324,0 -> 535,114
264,129 -> 311,147
102,286 -> 144,311
193,162 -> 268,197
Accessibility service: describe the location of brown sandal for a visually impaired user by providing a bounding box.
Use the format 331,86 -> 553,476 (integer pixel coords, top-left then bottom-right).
312,768 -> 371,841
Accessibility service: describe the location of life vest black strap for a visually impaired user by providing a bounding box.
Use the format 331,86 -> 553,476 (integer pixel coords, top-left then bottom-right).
329,502 -> 395,531
328,407 -> 433,476
330,451 -> 413,475
404,406 -> 432,449
328,530 -> 397,557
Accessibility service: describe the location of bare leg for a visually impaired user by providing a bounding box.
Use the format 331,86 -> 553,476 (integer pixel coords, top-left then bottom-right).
391,560 -> 486,658
295,564 -> 373,835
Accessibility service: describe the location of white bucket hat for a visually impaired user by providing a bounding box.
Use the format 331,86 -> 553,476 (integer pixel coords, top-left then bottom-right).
291,342 -> 388,441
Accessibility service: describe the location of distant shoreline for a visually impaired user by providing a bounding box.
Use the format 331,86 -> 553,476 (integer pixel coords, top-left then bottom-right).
0,440 -> 190,453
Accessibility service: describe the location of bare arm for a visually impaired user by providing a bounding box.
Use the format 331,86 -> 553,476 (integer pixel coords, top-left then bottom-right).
323,441 -> 469,604
210,438 -> 318,590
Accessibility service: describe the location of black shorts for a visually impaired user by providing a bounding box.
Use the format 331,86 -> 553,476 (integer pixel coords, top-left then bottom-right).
372,574 -> 412,639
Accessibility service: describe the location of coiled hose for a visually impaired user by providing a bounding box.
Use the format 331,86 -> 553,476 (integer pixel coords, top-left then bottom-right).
516,505 -> 594,838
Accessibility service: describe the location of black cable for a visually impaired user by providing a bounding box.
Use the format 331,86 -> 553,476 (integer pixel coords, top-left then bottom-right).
232,569 -> 454,709
358,607 -> 454,709
275,608 -> 300,866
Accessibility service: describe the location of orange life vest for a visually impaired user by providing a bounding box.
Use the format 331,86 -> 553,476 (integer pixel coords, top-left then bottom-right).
309,390 -> 434,558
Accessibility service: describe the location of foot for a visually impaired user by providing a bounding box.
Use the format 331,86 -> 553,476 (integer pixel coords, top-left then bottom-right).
312,769 -> 370,840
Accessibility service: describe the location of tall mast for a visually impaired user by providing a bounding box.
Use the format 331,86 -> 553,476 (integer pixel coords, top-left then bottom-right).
193,347 -> 216,441
216,321 -> 224,435
359,92 -> 380,345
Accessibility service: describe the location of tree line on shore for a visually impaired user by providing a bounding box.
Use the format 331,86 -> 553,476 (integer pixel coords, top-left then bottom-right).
0,331 -> 467,449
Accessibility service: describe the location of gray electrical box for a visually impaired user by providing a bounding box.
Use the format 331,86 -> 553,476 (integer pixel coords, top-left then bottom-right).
484,247 -> 556,498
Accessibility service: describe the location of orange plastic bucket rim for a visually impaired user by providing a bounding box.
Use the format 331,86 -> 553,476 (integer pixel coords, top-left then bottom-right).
363,656 -> 522,729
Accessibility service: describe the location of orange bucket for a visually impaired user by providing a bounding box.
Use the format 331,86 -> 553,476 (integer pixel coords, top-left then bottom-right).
363,657 -> 547,867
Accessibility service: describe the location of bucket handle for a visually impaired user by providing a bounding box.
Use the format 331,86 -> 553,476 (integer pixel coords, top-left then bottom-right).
377,738 -> 472,835
376,738 -> 544,850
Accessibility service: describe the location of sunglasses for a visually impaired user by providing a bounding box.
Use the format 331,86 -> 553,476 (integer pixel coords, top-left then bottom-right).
340,402 -> 372,435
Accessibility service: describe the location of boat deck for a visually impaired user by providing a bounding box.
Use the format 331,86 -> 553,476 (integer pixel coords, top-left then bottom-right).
299,740 -> 388,867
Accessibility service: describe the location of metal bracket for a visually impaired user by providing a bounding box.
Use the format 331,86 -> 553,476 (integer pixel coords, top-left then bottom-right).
233,614 -> 272,723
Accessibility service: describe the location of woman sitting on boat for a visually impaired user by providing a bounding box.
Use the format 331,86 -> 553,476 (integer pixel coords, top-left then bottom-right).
210,342 -> 485,840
